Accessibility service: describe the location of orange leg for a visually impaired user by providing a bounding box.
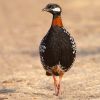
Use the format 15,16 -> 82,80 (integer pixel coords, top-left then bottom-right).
53,75 -> 58,95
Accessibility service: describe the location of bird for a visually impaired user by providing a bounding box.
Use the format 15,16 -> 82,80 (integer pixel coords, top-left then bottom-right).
39,3 -> 76,96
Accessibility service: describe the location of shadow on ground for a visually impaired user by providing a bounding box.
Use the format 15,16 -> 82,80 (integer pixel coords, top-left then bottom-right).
78,47 -> 100,57
0,88 -> 16,94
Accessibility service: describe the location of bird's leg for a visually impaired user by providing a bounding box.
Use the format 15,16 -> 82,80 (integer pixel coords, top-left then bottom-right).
56,73 -> 63,96
53,75 -> 58,95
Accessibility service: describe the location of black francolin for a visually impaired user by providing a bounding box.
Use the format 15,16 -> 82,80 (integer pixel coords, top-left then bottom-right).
39,3 -> 76,96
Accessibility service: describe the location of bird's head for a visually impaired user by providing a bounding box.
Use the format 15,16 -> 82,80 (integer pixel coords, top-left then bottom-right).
42,3 -> 62,15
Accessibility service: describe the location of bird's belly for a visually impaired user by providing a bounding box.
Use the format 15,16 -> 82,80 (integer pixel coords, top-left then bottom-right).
40,41 -> 75,71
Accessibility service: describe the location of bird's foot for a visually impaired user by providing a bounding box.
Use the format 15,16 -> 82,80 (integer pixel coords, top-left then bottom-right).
53,84 -> 61,96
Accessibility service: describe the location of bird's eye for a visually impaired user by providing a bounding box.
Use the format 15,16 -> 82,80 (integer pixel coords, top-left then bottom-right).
48,5 -> 53,9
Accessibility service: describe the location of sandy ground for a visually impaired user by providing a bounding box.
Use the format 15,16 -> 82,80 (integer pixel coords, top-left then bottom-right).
0,0 -> 100,100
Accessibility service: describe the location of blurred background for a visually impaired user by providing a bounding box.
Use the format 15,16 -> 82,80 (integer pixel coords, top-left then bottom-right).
0,0 -> 100,100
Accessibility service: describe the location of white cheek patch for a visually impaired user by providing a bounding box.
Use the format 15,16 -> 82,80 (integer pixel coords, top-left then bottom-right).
52,7 -> 60,12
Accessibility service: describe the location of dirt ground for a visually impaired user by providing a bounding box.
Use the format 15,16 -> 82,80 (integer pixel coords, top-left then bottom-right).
0,0 -> 100,100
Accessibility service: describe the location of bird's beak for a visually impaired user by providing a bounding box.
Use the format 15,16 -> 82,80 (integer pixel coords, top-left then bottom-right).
42,8 -> 49,12
42,8 -> 46,11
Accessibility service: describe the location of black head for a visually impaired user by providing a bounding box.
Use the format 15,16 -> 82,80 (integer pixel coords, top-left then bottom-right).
42,3 -> 62,15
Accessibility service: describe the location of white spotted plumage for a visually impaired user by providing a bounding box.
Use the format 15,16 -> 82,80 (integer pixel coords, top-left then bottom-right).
70,36 -> 76,54
62,27 -> 76,55
39,44 -> 46,53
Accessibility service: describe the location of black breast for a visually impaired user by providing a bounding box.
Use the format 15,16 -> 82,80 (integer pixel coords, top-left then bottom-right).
39,26 -> 76,71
